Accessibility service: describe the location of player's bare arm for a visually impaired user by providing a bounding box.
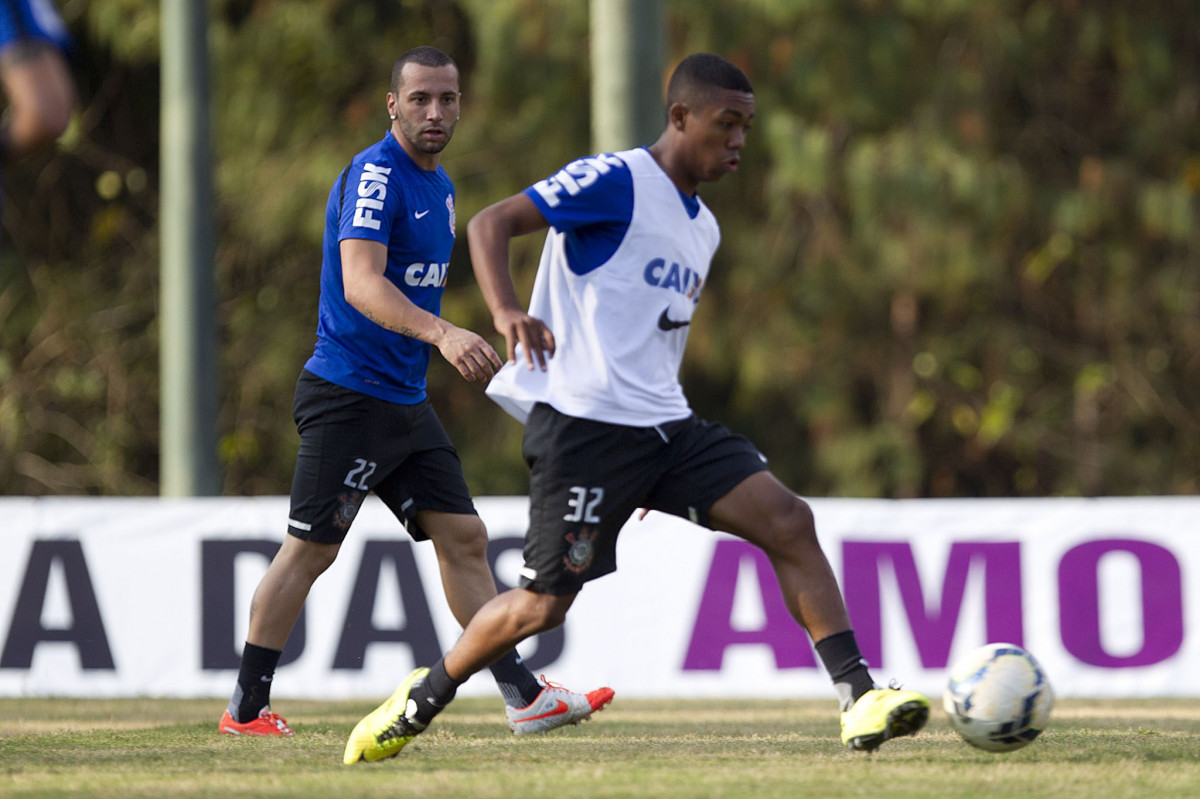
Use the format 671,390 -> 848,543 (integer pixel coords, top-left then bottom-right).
466,193 -> 556,370
0,41 -> 76,159
341,237 -> 501,382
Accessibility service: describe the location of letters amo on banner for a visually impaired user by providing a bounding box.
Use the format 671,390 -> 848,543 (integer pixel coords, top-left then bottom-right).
683,538 -> 1185,672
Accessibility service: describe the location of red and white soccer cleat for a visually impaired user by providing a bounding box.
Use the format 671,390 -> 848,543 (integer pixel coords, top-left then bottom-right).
218,706 -> 294,736
505,676 -> 615,735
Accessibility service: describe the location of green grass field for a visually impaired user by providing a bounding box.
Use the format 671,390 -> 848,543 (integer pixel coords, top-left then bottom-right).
2,697 -> 1198,798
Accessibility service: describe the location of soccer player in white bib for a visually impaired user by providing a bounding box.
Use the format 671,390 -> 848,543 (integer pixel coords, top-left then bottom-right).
218,46 -> 611,740
345,52 -> 930,762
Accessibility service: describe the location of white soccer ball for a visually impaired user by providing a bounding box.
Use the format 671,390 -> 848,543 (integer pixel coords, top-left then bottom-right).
943,642 -> 1054,752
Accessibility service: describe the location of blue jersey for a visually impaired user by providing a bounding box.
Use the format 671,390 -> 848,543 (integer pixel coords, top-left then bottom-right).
0,0 -> 71,52
304,132 -> 457,404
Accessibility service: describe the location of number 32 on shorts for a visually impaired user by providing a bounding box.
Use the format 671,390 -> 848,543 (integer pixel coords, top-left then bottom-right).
563,486 -> 603,523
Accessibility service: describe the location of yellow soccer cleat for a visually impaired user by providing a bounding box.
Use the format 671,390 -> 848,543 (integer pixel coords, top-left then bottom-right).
840,686 -> 930,752
343,667 -> 430,764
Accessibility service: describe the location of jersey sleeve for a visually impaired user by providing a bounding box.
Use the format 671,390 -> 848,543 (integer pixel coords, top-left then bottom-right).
0,0 -> 72,50
522,153 -> 634,233
338,157 -> 405,245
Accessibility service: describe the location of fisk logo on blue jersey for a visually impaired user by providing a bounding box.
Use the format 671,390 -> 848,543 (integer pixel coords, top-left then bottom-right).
531,154 -> 626,208
404,262 -> 449,288
352,163 -> 391,230
643,257 -> 704,303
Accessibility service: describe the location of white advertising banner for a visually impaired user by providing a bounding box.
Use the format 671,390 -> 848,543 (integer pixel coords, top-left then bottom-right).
0,496 -> 1197,701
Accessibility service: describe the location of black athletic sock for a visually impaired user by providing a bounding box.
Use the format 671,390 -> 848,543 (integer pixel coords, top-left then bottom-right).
230,642 -> 283,723
487,650 -> 543,707
814,630 -> 876,712
410,659 -> 461,726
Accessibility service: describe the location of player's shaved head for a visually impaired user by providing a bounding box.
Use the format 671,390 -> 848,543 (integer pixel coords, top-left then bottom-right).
391,46 -> 458,93
665,53 -> 753,111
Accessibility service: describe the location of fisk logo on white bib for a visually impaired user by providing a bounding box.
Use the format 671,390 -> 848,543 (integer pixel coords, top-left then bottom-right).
530,154 -> 626,208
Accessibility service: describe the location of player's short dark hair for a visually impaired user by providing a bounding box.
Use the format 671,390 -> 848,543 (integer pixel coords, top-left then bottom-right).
391,46 -> 458,93
665,53 -> 753,109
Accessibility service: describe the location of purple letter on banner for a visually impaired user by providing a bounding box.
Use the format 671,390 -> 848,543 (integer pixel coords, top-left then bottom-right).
842,541 -> 1023,669
1058,539 -> 1183,667
682,540 -> 816,670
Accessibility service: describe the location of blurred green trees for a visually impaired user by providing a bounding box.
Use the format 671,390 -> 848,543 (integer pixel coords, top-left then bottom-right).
2,0 -> 1197,498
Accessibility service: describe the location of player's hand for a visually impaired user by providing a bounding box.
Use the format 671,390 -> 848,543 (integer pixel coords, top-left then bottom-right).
436,326 -> 504,383
493,308 -> 555,371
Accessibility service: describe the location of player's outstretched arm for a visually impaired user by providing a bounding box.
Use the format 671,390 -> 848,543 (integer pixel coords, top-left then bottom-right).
466,193 -> 555,370
0,42 -> 76,160
341,237 -> 501,383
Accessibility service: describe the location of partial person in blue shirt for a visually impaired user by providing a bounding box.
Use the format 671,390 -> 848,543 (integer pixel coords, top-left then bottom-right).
0,0 -> 74,162
220,46 -> 611,740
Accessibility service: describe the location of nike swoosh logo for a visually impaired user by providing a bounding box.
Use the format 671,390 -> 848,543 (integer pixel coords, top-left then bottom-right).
414,210 -> 430,219
520,700 -> 569,722
657,308 -> 690,331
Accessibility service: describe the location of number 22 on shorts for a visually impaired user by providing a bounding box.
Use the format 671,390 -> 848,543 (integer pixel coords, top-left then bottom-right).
344,458 -> 377,490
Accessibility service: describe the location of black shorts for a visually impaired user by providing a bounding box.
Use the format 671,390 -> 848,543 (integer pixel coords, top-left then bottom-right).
286,370 -> 476,544
519,402 -> 769,595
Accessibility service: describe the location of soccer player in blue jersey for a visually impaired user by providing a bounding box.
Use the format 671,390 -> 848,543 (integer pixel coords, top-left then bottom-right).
0,0 -> 75,162
344,52 -> 931,762
219,46 -> 612,739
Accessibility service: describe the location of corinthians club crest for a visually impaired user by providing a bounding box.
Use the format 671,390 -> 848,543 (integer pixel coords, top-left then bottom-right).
563,527 -> 599,575
334,490 -> 364,531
